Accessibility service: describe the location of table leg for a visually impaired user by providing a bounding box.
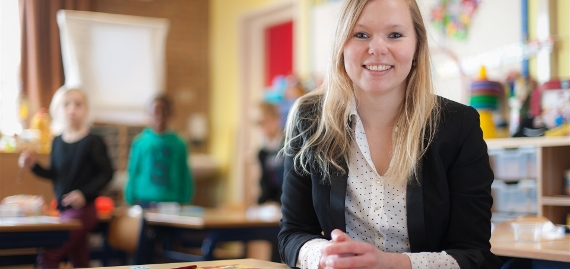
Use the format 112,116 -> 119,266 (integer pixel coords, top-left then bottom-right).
133,218 -> 151,264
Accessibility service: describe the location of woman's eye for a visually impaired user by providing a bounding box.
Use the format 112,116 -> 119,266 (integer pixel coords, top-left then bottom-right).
354,32 -> 369,39
389,32 -> 403,38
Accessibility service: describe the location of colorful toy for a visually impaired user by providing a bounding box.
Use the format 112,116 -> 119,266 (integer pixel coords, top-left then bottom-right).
470,66 -> 504,139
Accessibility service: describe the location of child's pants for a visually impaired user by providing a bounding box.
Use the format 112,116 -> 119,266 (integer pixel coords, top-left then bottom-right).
37,202 -> 98,269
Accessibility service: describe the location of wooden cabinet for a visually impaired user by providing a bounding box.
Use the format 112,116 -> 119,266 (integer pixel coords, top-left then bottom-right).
487,137 -> 570,225
0,152 -> 53,203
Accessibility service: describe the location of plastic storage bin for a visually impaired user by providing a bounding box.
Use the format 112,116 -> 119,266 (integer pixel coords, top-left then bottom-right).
491,179 -> 537,214
488,147 -> 537,180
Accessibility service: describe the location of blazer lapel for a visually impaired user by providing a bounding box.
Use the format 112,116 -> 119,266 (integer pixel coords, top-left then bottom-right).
406,174 -> 428,251
329,169 -> 348,232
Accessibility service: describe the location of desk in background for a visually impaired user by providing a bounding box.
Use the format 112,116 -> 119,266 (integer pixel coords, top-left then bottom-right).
491,222 -> 570,268
0,216 -> 81,266
136,208 -> 280,263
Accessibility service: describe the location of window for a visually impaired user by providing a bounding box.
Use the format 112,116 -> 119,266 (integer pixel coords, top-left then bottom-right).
0,0 -> 22,135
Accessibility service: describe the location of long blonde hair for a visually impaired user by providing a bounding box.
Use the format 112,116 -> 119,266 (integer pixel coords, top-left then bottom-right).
284,0 -> 439,185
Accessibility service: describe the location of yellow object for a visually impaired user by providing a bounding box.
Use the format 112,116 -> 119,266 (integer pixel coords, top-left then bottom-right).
479,110 -> 497,139
29,108 -> 52,153
544,123 -> 570,137
19,98 -> 30,122
478,66 -> 487,80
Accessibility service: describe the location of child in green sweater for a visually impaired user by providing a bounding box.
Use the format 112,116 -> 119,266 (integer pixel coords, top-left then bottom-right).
124,94 -> 194,206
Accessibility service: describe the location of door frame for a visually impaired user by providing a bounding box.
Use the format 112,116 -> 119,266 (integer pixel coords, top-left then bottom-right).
233,0 -> 296,205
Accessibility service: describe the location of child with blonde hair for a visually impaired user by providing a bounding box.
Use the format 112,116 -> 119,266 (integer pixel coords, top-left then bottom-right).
19,87 -> 113,268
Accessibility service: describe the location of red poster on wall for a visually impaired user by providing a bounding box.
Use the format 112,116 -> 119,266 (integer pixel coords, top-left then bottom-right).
264,21 -> 293,87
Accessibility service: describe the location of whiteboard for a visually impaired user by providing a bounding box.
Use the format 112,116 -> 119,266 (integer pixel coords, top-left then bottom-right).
57,10 -> 169,124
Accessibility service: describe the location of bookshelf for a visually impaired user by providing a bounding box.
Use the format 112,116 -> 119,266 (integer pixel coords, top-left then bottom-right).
486,136 -> 570,224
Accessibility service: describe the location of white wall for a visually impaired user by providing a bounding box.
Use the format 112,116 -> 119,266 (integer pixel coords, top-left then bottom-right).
309,0 -> 523,103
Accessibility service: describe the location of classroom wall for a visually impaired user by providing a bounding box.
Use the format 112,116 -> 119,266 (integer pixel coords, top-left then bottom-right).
209,0 -> 313,204
209,0 -> 283,202
555,0 -> 570,78
529,0 -> 570,80
94,0 -> 210,153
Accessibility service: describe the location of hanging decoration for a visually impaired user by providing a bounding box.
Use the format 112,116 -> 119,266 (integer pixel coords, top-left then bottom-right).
431,0 -> 480,40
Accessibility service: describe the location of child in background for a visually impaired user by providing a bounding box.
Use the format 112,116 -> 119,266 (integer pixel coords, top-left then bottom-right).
19,88 -> 114,269
124,94 -> 194,206
256,102 -> 285,205
255,102 -> 284,262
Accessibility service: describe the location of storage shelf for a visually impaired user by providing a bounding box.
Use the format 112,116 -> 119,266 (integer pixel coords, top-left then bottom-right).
541,196 -> 570,206
486,136 -> 570,149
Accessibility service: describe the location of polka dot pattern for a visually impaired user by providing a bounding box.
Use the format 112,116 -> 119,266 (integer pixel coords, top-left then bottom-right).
404,251 -> 460,269
296,239 -> 328,269
345,113 -> 410,253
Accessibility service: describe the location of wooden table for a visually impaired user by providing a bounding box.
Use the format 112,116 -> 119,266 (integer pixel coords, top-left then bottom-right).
90,258 -> 289,269
136,208 -> 280,264
490,222 -> 570,264
0,216 -> 81,266
0,216 -> 81,249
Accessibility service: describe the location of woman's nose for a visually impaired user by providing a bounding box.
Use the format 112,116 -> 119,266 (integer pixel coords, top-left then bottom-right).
368,37 -> 388,55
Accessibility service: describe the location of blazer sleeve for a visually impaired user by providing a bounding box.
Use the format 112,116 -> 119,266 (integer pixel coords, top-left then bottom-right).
443,107 -> 502,269
279,153 -> 327,267
278,103 -> 331,267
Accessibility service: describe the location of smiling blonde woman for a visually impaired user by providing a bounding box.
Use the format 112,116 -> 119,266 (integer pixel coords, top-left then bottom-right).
279,0 -> 502,269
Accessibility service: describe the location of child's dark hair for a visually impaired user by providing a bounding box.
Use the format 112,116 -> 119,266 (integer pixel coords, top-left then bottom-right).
150,93 -> 173,113
259,102 -> 280,119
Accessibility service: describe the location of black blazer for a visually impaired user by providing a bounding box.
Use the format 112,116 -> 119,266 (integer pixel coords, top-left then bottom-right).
278,96 -> 503,269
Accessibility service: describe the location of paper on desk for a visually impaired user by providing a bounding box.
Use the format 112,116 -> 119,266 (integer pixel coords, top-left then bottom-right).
0,216 -> 62,225
173,265 -> 260,269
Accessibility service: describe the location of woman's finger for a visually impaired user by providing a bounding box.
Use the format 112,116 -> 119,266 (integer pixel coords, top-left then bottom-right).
330,229 -> 351,242
322,241 -> 357,256
323,240 -> 377,256
324,254 -> 370,269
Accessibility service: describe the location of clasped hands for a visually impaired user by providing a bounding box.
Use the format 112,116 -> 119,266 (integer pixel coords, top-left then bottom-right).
320,229 -> 411,269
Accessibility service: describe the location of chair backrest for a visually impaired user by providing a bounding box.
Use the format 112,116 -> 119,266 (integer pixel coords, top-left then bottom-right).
107,206 -> 143,254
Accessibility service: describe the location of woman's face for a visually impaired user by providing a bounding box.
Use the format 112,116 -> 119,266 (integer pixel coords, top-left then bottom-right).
343,0 -> 416,98
62,90 -> 87,130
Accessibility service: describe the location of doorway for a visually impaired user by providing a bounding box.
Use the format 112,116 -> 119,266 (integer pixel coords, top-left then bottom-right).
235,0 -> 296,206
